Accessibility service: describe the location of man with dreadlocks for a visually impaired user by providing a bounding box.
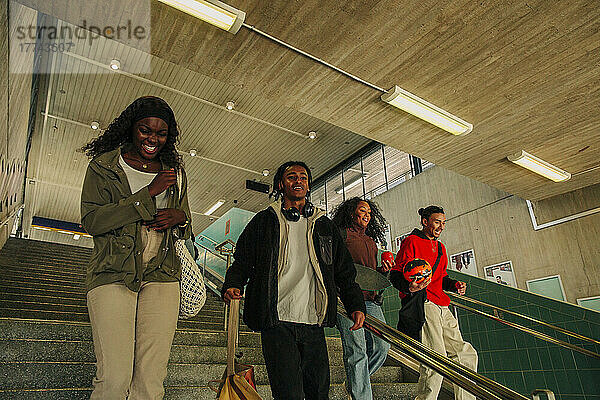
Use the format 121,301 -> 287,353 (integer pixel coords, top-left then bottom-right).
331,197 -> 392,400
222,161 -> 365,400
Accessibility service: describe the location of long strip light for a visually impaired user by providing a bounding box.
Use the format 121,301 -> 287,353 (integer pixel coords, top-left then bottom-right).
507,150 -> 571,182
157,0 -> 246,34
381,86 -> 473,135
204,200 -> 226,215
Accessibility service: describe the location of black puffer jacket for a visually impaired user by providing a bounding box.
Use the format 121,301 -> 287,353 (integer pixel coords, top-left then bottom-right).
222,206 -> 366,332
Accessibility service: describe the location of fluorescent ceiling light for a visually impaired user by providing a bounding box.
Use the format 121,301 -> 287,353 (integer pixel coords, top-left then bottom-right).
507,150 -> 571,182
381,85 -> 472,135
157,0 -> 246,34
204,199 -> 225,215
336,176 -> 364,194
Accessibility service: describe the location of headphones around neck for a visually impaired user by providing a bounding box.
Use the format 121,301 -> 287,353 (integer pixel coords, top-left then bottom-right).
281,201 -> 315,222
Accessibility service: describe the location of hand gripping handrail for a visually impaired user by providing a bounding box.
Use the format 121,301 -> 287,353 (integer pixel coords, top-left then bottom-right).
338,302 -> 529,400
449,293 -> 600,346
448,296 -> 600,360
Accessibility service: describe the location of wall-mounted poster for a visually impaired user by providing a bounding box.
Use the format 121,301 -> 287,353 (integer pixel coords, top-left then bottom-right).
394,232 -> 411,251
449,249 -> 478,277
484,261 -> 516,287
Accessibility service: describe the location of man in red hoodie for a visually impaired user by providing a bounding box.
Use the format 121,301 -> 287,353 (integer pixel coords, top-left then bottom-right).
390,206 -> 477,400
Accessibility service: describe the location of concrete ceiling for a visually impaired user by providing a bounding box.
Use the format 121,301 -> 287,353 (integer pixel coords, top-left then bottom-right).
149,0 -> 600,201
13,0 -> 600,238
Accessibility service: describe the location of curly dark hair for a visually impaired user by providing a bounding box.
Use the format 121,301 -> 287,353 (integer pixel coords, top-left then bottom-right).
269,161 -> 312,201
80,96 -> 182,169
332,197 -> 387,246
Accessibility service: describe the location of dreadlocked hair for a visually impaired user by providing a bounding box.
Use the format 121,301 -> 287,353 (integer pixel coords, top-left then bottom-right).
80,96 -> 183,169
332,197 -> 388,246
269,161 -> 312,201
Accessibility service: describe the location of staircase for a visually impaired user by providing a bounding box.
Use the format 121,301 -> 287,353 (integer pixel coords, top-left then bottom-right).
0,238 -> 418,399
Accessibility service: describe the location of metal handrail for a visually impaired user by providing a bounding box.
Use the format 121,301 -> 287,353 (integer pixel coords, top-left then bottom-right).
197,234 -> 219,245
201,238 -> 530,398
206,258 -> 528,398
449,299 -> 600,359
197,243 -> 228,263
338,304 -> 529,400
449,293 -> 600,345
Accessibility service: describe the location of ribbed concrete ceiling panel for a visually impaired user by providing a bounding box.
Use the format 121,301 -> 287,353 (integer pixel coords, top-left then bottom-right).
23,0 -> 600,240
147,0 -> 600,201
28,30 -> 371,233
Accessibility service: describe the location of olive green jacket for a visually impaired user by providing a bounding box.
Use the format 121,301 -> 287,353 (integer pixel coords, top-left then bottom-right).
80,147 -> 191,292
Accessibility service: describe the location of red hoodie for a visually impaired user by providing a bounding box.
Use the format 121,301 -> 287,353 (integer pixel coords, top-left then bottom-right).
392,229 -> 457,306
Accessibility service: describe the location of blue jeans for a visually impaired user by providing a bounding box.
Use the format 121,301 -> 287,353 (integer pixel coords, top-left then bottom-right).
336,301 -> 391,400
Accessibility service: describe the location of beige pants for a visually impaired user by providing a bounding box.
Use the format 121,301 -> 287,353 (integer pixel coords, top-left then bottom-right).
416,302 -> 478,400
87,281 -> 180,400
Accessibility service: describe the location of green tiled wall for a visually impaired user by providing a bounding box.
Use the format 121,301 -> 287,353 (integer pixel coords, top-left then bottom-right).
382,271 -> 600,399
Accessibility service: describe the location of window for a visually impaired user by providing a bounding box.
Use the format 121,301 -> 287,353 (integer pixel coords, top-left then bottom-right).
310,143 -> 433,204
342,160 -> 364,200
577,296 -> 600,312
384,146 -> 412,190
325,172 -> 343,217
311,183 -> 327,212
362,147 -> 386,199
526,275 -> 566,302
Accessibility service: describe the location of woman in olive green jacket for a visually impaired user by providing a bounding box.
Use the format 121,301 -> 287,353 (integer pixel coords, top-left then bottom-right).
80,96 -> 191,399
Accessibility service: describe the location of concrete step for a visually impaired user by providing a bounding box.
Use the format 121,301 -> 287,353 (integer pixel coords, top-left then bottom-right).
0,239 -> 91,257
0,285 -> 86,299
0,299 -> 225,320
0,382 -> 419,400
0,310 -> 235,331
0,254 -> 88,266
0,292 -> 87,306
0,263 -> 86,278
0,276 -> 85,291
0,336 -> 350,367
0,248 -> 90,261
0,290 -> 226,315
0,308 -> 226,328
0,318 -> 261,346
0,360 -> 405,389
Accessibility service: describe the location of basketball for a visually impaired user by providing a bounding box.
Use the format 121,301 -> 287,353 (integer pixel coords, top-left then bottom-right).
403,258 -> 432,284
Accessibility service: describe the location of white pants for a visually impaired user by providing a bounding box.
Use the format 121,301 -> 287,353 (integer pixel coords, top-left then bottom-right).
416,302 -> 478,400
87,281 -> 180,400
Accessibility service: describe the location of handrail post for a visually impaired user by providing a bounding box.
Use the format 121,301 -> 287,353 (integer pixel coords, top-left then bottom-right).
224,252 -> 232,331
217,240 -> 236,336
531,389 -> 556,400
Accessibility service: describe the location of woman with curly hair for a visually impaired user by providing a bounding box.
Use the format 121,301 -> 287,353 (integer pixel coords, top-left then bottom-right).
332,197 -> 392,400
80,96 -> 192,399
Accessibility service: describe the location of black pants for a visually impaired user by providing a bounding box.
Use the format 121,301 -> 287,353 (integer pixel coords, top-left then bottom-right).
260,321 -> 330,400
